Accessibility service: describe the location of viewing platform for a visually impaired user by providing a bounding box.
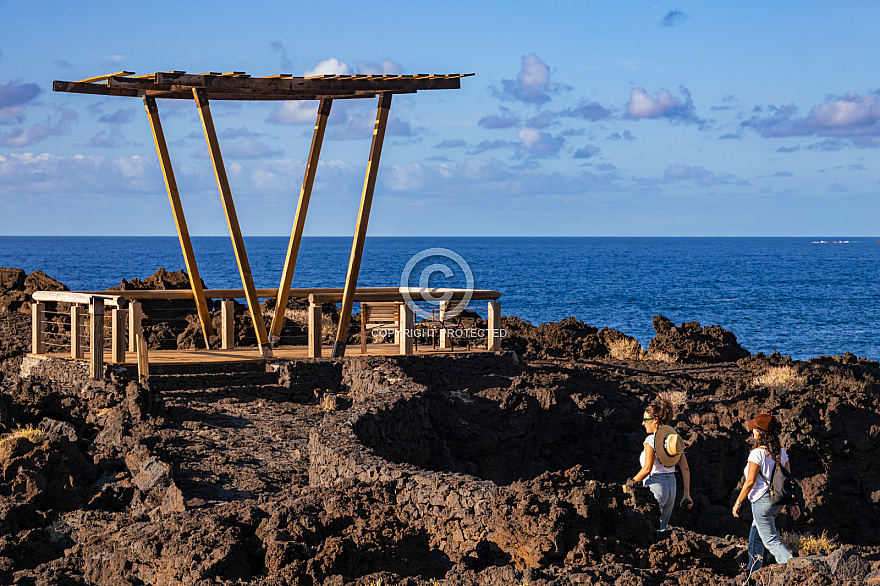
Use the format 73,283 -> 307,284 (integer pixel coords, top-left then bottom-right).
28,287 -> 503,379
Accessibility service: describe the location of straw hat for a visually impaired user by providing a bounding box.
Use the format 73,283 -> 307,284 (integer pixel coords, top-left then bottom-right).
655,425 -> 684,466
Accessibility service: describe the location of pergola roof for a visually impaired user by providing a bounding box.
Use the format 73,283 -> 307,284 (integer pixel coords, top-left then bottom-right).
52,67 -> 472,358
53,70 -> 474,101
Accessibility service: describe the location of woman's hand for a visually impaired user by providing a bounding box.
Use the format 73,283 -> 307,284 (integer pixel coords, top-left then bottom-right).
732,500 -> 743,517
791,504 -> 801,521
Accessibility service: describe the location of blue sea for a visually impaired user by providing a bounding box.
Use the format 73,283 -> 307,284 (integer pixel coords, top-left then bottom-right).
1,236 -> 878,361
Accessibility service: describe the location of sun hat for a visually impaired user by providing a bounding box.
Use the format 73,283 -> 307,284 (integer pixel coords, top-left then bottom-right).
654,424 -> 684,467
748,413 -> 777,433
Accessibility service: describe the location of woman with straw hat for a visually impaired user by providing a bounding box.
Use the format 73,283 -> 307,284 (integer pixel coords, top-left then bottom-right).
630,397 -> 692,532
733,412 -> 800,575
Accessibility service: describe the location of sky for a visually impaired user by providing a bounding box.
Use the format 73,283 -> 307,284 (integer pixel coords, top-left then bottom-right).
1,1 -> 879,237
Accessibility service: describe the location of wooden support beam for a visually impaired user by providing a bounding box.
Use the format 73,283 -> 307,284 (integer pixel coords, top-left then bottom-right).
399,303 -> 414,356
76,71 -> 135,84
31,302 -> 45,355
128,301 -> 142,353
270,98 -> 333,340
332,93 -> 393,358
221,299 -> 235,350
89,298 -> 104,379
487,301 -> 501,352
143,96 -> 214,348
111,308 -> 126,363
308,302 -> 322,358
71,304 -> 85,359
193,88 -> 272,357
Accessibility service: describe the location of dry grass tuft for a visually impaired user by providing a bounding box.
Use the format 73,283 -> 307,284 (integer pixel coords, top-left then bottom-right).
752,366 -> 806,393
319,393 -> 338,412
647,350 -> 678,363
662,390 -> 688,407
780,530 -> 837,555
0,426 -> 45,446
607,338 -> 647,361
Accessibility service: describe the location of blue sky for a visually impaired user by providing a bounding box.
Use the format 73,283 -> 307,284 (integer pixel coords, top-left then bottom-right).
1,1 -> 879,236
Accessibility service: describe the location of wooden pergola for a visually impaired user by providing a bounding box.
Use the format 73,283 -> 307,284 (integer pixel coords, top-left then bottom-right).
54,70 -> 473,358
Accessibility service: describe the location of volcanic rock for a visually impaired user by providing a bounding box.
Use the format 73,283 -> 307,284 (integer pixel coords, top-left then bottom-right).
648,315 -> 750,363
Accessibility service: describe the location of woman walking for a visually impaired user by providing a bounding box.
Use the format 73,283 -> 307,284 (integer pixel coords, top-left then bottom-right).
732,412 -> 800,574
631,397 -> 692,532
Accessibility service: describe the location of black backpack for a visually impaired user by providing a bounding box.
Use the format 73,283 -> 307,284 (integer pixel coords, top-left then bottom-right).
759,455 -> 802,506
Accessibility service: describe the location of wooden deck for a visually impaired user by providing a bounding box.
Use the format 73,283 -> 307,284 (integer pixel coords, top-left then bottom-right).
33,342 -> 488,368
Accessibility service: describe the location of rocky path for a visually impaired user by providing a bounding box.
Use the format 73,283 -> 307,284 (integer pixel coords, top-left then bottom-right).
151,368 -> 323,506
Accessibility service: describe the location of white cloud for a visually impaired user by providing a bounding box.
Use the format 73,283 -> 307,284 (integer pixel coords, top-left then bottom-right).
304,58 -> 352,77
0,107 -> 78,148
627,87 -> 683,118
381,157 -> 620,196
0,152 -> 160,194
496,53 -> 569,105
357,59 -> 404,75
267,101 -> 319,125
516,127 -> 564,158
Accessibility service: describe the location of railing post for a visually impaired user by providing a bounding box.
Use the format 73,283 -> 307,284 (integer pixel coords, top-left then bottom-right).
221,299 -> 235,350
399,303 -> 414,356
487,301 -> 501,352
128,301 -> 142,353
308,302 -> 322,358
89,298 -> 104,379
136,332 -> 150,382
111,308 -> 126,363
439,301 -> 452,350
31,302 -> 45,355
71,304 -> 84,359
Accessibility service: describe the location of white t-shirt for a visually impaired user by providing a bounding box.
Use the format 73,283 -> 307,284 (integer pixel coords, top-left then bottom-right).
640,434 -> 676,475
744,447 -> 789,502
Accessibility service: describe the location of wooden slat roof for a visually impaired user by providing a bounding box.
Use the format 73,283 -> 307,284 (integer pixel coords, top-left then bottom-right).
54,70 -> 474,101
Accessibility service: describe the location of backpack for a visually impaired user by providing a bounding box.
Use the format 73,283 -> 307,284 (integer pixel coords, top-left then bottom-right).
759,454 -> 802,506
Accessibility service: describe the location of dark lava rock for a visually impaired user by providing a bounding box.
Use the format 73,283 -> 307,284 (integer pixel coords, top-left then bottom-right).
648,315 -> 750,363
501,316 -> 638,361
0,267 -> 67,314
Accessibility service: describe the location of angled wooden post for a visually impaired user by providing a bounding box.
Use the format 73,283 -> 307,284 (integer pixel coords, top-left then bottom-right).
331,93 -> 392,358
270,99 -> 333,340
193,88 -> 272,358
143,96 -> 214,349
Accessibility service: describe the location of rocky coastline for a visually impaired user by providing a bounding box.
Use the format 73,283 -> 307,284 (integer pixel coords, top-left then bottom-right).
1,267 -> 880,585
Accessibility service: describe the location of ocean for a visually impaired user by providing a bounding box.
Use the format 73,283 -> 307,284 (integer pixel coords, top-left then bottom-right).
1,236 -> 878,361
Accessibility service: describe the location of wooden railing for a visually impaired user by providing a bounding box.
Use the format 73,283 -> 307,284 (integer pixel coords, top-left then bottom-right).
30,287 -> 502,376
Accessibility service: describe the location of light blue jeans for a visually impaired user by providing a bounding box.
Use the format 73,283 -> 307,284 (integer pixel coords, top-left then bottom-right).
644,472 -> 676,531
747,493 -> 793,572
